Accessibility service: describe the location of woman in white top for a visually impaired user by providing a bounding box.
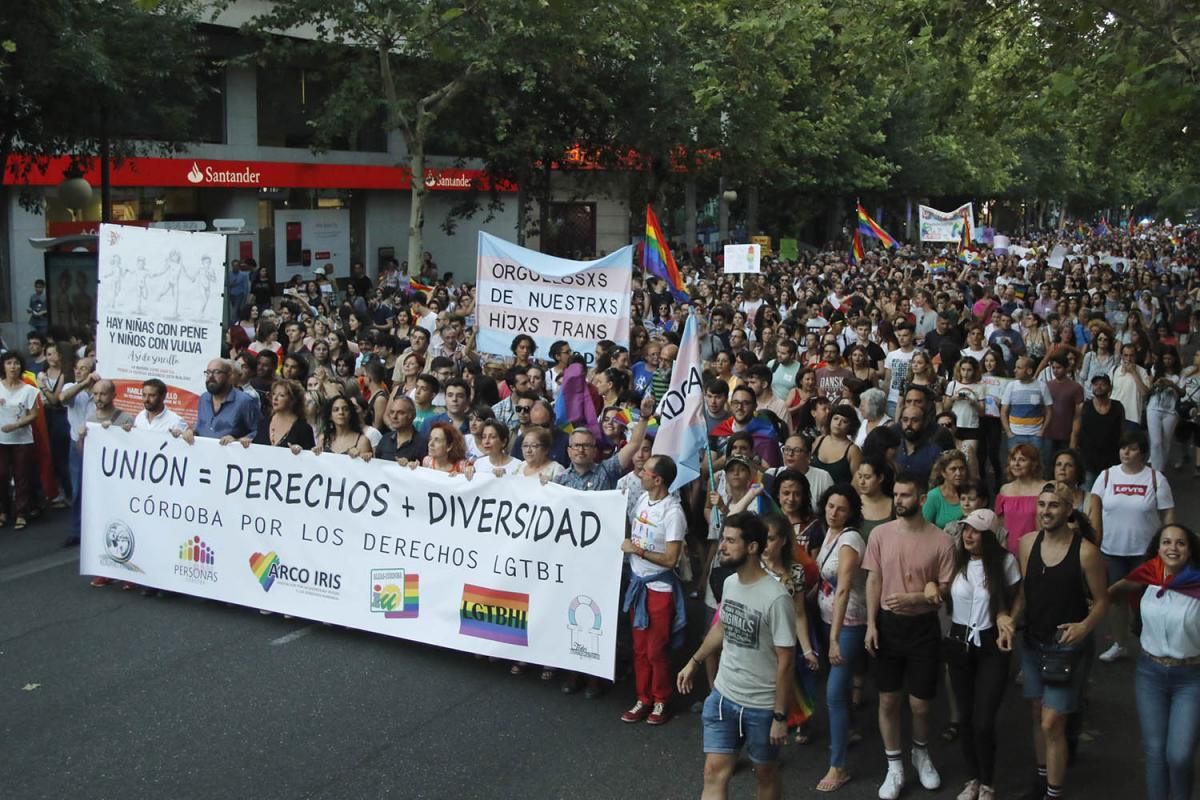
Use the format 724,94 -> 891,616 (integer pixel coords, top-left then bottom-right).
475,420 -> 522,476
1146,346 -> 1183,472
944,356 -> 985,480
1111,343 -> 1151,427
1108,524 -> 1200,800
1092,429 -> 1175,663
0,352 -> 41,529
944,509 -> 1021,800
814,484 -> 868,794
516,426 -> 565,482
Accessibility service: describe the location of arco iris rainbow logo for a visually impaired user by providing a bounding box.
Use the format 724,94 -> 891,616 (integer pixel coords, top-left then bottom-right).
249,551 -> 280,591
459,584 -> 529,646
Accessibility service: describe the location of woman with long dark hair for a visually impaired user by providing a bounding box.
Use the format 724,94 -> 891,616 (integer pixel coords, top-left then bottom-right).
313,395 -> 371,457
1109,524 -> 1200,800
945,509 -> 1021,800
813,484 -> 868,793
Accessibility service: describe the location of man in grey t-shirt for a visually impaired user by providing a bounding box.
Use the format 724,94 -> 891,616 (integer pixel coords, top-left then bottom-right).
677,512 -> 796,798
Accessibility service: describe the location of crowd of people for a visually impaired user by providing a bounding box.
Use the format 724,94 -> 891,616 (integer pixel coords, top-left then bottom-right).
18,224 -> 1200,800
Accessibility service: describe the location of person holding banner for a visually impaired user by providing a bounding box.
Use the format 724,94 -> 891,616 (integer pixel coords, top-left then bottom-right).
620,455 -> 687,726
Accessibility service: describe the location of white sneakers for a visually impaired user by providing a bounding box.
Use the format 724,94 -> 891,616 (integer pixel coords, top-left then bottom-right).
913,748 -> 942,790
1099,642 -> 1128,662
879,748 -> 940,798
878,768 -> 905,800
957,779 -> 980,800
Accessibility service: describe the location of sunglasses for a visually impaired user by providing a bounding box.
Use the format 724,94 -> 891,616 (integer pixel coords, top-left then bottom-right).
515,405 -> 533,413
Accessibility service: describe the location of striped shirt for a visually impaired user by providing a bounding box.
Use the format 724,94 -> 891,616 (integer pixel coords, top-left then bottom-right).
1001,379 -> 1052,436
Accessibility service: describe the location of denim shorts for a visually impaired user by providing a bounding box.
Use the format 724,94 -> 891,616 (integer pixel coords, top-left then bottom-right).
1020,637 -> 1094,713
701,689 -> 780,764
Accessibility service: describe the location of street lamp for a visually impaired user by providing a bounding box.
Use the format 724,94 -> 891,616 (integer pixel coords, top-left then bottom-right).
57,176 -> 93,213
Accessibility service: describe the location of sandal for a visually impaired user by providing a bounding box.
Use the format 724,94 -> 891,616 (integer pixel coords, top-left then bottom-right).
816,772 -> 852,793
941,723 -> 960,742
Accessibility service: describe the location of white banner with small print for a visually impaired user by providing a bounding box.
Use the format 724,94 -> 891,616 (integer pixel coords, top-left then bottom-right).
80,425 -> 624,678
723,243 -> 762,273
475,232 -> 632,363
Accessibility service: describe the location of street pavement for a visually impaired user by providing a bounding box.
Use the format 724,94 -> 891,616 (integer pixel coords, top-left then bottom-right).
1,468 -> 1197,800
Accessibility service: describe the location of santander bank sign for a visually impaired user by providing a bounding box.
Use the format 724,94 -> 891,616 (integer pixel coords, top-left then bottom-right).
187,161 -> 262,185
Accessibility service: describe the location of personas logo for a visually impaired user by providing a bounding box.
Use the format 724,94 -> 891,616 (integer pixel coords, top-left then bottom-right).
459,584 -> 529,646
248,551 -> 341,599
370,569 -> 419,619
567,594 -> 602,661
175,535 -> 217,584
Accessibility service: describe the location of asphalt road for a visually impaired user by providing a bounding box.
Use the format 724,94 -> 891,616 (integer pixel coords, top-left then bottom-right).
1,469 -> 1196,800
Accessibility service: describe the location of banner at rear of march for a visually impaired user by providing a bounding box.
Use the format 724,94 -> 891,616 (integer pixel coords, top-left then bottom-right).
475,232 -> 632,364
918,203 -> 975,242
80,425 -> 624,679
97,224 -> 225,425
723,243 -> 762,274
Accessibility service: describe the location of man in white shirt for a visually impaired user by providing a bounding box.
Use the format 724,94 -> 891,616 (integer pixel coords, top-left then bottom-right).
132,378 -> 188,433
766,434 -> 832,513
883,321 -> 917,418
620,455 -> 686,727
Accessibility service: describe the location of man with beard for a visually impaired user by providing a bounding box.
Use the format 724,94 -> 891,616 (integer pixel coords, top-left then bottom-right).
83,380 -> 137,585
896,406 -> 945,478
1015,481 -> 1108,800
130,379 -> 187,434
710,385 -> 783,469
677,512 -> 796,800
864,472 -> 956,799
193,358 -> 261,440
368,394 -> 427,464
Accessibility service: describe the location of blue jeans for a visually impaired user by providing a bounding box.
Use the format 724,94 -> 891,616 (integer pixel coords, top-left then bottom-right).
69,441 -> 83,535
822,623 -> 866,768
1136,654 -> 1200,800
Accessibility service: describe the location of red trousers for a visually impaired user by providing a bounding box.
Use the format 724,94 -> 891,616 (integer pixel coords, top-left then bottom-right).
631,588 -> 674,704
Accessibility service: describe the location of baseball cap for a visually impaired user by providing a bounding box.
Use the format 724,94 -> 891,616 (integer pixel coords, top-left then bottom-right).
724,456 -> 754,472
1090,373 -> 1112,384
313,265 -> 326,276
1039,480 -> 1075,506
963,509 -> 1000,535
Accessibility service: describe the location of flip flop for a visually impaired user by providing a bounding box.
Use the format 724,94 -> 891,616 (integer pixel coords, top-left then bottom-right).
816,774 -> 852,792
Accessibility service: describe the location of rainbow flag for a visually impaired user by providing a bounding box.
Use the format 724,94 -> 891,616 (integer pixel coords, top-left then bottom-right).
409,278 -> 433,294
856,204 -> 898,249
849,229 -> 865,265
459,584 -> 529,646
644,205 -> 689,302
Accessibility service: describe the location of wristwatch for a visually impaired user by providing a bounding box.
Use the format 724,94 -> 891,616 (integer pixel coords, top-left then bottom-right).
772,711 -> 786,723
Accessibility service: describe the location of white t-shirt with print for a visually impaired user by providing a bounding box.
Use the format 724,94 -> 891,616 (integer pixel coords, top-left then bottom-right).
884,348 -> 915,405
629,493 -> 687,592
0,383 -> 40,445
1091,466 -> 1174,556
816,529 -> 868,627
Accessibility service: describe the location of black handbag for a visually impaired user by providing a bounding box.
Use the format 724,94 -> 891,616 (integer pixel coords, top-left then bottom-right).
1038,642 -> 1083,685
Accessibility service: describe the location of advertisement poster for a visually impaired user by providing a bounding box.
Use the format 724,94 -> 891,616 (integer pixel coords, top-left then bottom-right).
475,232 -> 632,363
96,224 -> 225,424
271,209 -> 351,281
80,426 -> 625,679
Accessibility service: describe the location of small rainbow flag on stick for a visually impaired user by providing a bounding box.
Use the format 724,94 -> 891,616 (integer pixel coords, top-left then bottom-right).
644,205 -> 689,302
856,203 -> 899,249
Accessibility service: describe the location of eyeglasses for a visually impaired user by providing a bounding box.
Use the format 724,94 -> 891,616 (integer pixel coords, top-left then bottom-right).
782,447 -> 808,456
515,405 -> 532,413
203,370 -> 228,377
569,443 -> 596,450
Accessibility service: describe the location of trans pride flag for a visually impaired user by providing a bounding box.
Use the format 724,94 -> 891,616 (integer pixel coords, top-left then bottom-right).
644,206 -> 689,302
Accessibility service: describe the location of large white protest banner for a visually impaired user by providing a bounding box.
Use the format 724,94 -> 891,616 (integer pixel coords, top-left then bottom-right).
97,224 -> 225,425
475,232 -> 632,364
723,243 -> 762,274
80,425 -> 624,678
918,203 -> 975,242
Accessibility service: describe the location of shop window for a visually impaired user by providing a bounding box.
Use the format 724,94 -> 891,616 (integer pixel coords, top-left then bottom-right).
543,203 -> 597,259
257,66 -> 387,152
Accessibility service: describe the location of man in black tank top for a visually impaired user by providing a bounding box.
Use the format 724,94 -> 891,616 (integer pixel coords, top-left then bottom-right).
1015,481 -> 1109,800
